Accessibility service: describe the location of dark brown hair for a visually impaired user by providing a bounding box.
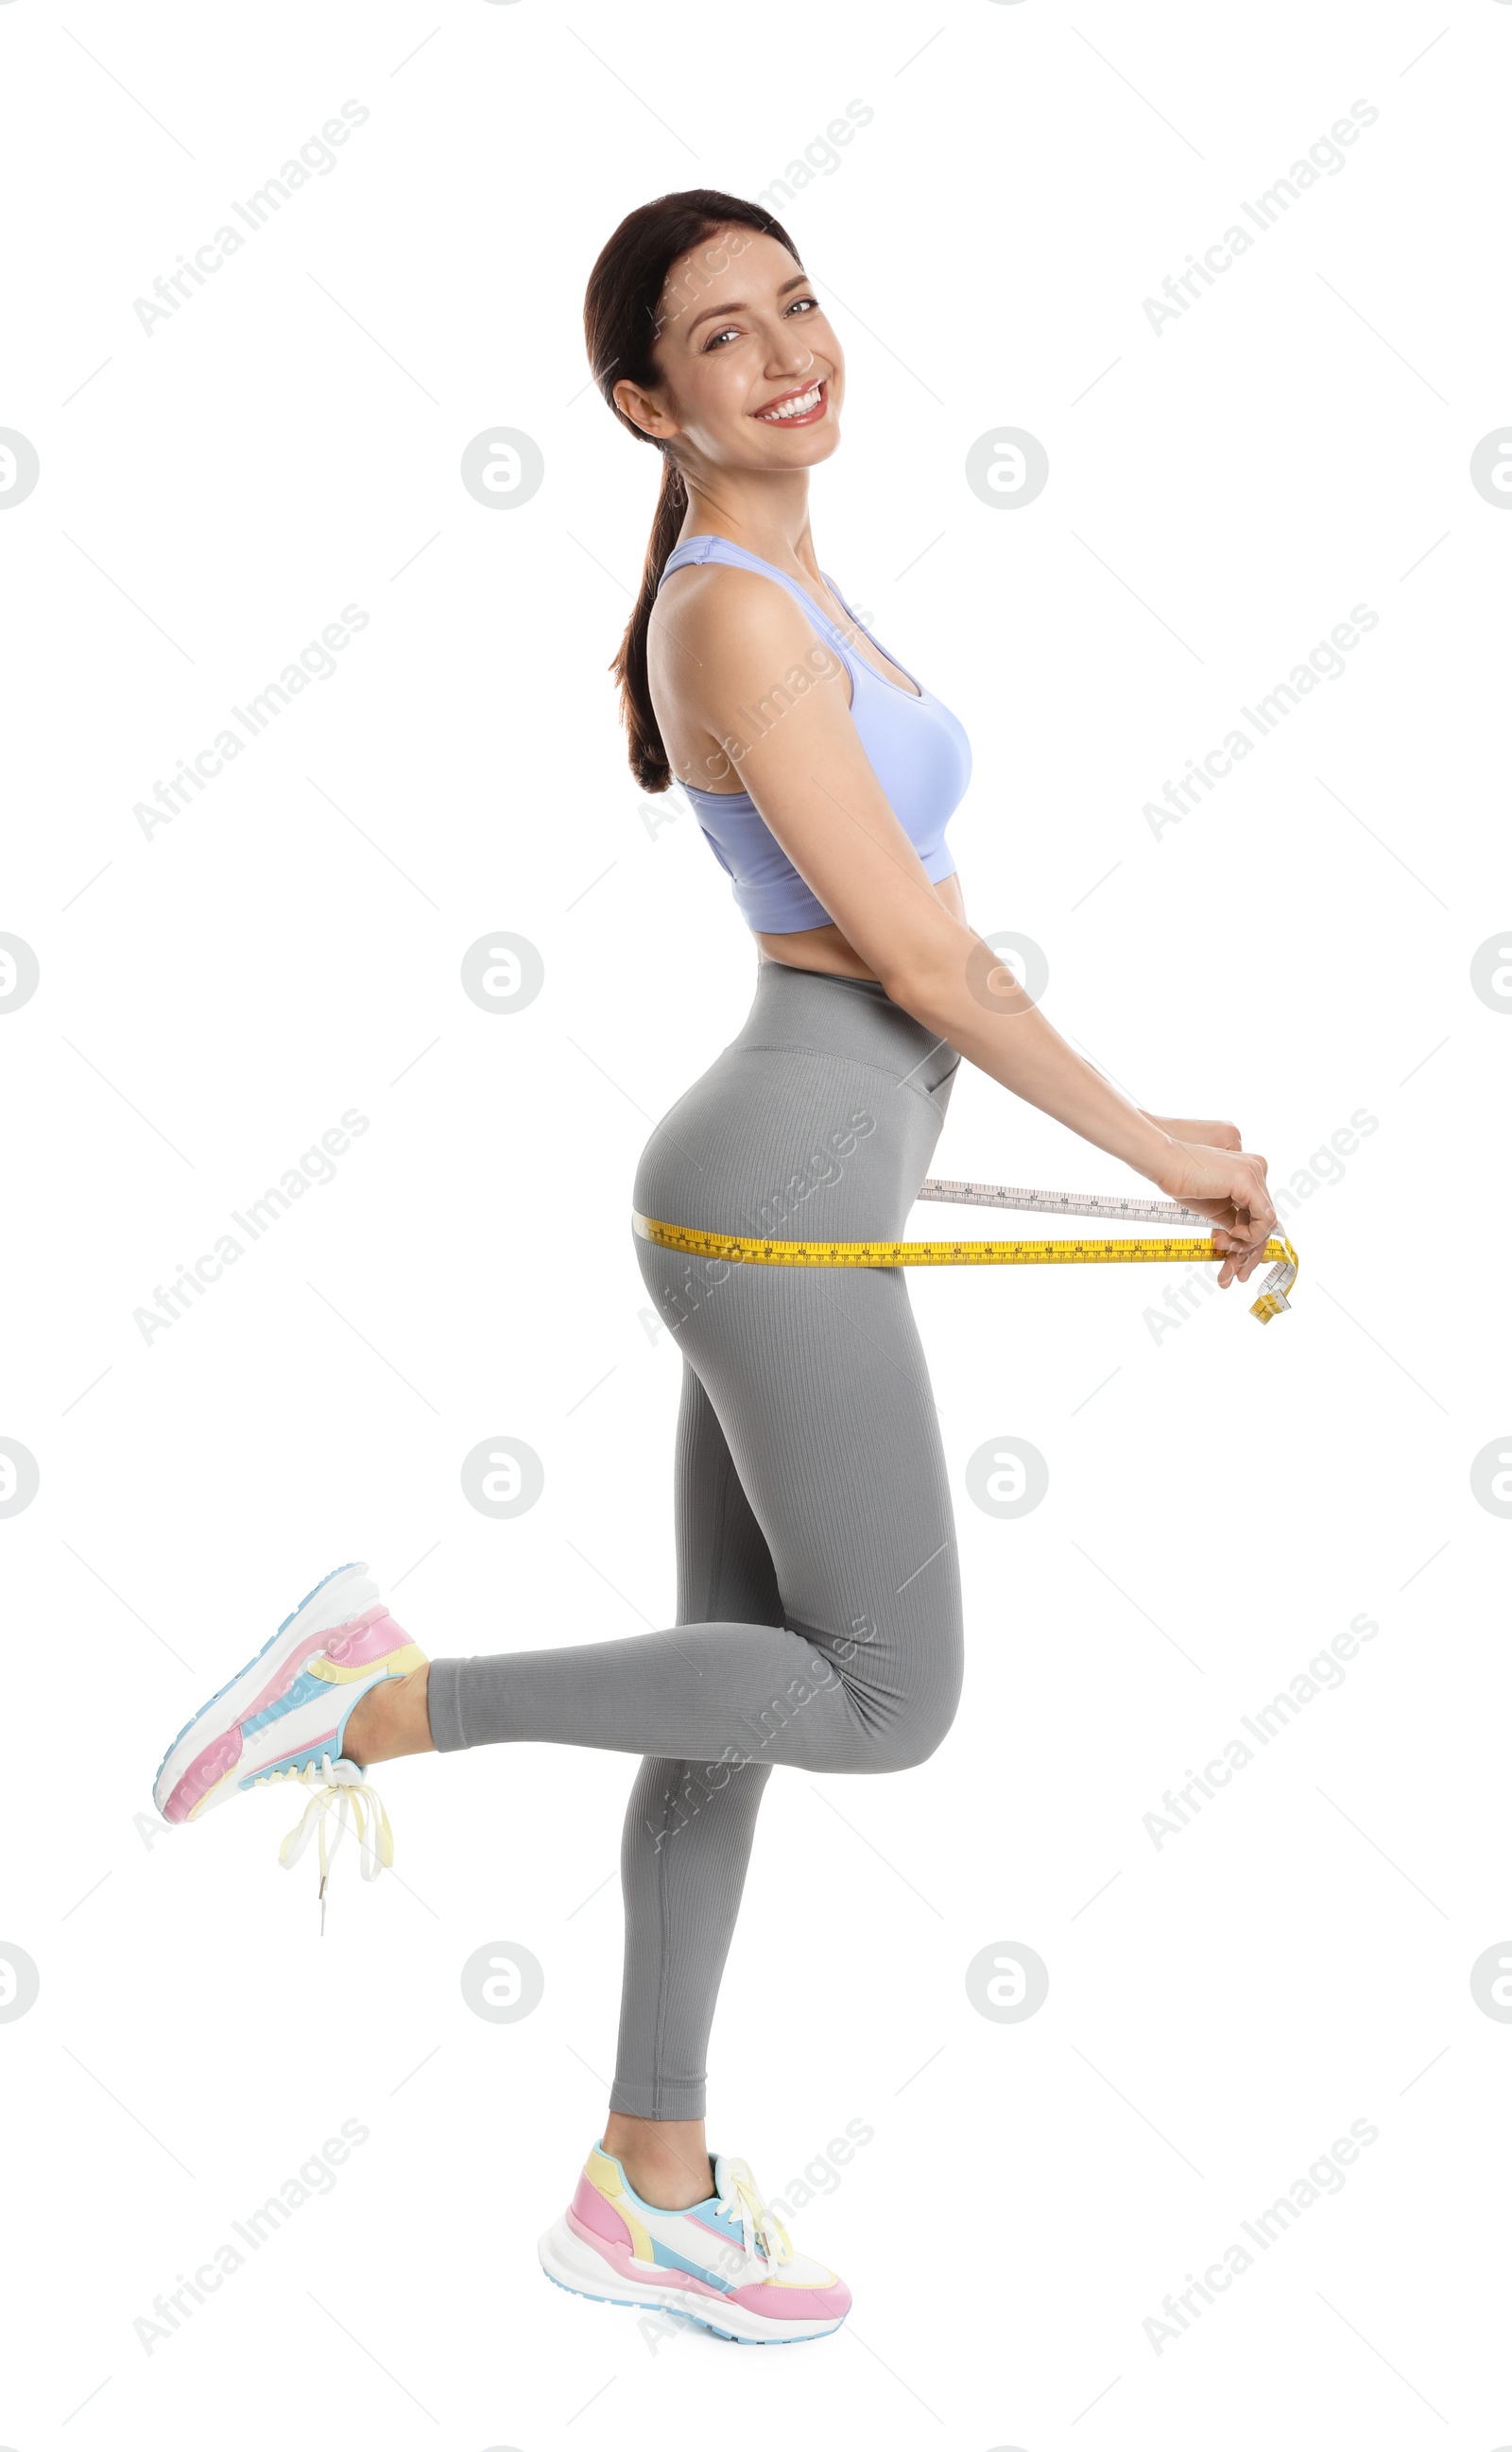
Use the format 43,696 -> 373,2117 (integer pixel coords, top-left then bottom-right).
583,189 -> 800,792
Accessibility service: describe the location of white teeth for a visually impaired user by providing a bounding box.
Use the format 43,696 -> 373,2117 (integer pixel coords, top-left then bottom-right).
759,383 -> 821,422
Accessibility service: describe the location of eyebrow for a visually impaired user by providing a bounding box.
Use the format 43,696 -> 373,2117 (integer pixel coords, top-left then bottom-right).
682,272 -> 811,340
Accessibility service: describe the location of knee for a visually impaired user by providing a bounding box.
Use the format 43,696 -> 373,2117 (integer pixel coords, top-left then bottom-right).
854,1620 -> 964,1774
870,1698 -> 958,1773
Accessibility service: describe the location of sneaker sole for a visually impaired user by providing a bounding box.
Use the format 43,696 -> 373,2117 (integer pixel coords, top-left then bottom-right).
152,1562 -> 376,1820
536,2215 -> 845,2345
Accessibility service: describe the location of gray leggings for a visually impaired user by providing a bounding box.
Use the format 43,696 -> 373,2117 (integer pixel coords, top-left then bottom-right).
427,960 -> 966,2117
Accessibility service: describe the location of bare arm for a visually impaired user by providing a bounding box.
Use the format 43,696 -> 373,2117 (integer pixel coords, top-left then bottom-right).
662,573 -> 1277,1281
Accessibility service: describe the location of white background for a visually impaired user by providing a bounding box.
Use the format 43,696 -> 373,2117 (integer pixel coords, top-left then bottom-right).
3,0 -> 1509,2443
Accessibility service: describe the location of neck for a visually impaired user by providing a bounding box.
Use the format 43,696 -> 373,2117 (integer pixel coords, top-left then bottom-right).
679,469 -> 818,578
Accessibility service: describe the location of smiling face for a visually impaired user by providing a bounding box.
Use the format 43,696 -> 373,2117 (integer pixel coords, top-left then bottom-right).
612,224 -> 845,476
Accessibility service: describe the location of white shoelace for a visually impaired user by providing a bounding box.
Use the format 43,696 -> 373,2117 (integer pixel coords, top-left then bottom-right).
714,2157 -> 793,2276
271,1754 -> 393,1931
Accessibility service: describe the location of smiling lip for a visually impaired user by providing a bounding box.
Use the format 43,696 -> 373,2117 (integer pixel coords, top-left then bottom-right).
752,378 -> 828,426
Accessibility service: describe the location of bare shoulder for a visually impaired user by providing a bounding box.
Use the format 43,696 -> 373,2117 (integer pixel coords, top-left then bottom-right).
649,561 -> 842,714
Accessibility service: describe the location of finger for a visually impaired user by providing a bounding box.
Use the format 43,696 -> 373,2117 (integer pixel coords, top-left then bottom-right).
1240,1173 -> 1277,1236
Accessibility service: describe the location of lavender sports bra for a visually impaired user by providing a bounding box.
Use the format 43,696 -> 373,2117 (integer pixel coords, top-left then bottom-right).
656,532 -> 972,934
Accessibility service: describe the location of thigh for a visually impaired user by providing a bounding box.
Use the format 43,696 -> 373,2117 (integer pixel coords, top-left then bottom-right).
673,1355 -> 783,1627
640,1240 -> 961,1723
638,1354 -> 780,1850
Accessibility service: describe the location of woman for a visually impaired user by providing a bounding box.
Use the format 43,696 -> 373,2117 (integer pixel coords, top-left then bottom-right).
152,189 -> 1275,2346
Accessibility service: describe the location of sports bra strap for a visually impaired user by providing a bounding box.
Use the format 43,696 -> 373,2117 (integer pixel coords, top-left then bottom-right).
657,533 -> 851,648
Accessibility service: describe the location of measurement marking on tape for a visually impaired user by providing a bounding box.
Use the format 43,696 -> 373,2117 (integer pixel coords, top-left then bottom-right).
918,1177 -> 1213,1228
635,1220 -> 1279,1269
631,1198 -> 1299,1325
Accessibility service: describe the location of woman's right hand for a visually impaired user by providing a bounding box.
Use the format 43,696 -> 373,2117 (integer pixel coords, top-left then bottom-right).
1153,1140 -> 1278,1286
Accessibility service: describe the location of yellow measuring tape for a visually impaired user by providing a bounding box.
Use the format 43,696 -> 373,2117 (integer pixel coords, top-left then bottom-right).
632,1209 -> 1300,1324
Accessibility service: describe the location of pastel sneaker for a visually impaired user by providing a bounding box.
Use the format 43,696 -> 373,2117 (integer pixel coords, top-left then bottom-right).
539,2141 -> 851,2345
151,1563 -> 425,1905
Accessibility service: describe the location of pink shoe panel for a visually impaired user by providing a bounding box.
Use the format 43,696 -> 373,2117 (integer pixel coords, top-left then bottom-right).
568,2174 -> 634,2251
164,1726 -> 243,1823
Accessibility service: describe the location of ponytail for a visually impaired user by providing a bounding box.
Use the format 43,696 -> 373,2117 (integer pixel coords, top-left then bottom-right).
612,454 -> 688,793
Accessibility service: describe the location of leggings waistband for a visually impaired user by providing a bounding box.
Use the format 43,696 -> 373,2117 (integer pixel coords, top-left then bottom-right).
730,959 -> 954,1092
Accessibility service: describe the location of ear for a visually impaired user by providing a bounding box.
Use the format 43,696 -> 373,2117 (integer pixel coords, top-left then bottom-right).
613,376 -> 676,441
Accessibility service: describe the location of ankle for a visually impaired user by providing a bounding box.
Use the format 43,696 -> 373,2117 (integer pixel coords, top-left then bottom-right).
618,2150 -> 715,2212
344,1664 -> 433,1767
602,2116 -> 714,2211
